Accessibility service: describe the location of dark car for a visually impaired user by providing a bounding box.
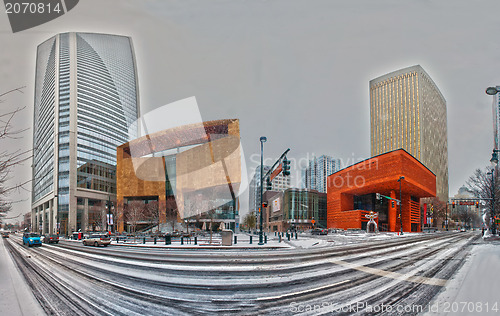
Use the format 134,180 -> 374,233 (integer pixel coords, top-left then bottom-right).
23,232 -> 42,247
1,232 -> 9,238
42,234 -> 59,244
311,228 -> 328,235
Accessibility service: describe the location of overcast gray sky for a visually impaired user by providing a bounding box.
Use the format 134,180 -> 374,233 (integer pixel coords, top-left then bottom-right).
1,0 -> 499,223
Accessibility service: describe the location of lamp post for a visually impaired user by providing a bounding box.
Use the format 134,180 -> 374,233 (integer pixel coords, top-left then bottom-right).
445,202 -> 449,231
106,195 -> 112,234
259,136 -> 267,245
397,176 -> 404,235
486,86 -> 500,235
487,170 -> 496,235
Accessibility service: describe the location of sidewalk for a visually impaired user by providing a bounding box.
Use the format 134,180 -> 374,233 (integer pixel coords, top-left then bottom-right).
0,239 -> 45,316
424,238 -> 500,315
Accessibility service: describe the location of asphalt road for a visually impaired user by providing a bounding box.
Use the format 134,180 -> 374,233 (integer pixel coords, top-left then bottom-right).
3,232 -> 479,315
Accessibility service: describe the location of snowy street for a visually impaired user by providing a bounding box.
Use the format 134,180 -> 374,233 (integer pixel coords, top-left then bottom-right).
1,231 -> 487,315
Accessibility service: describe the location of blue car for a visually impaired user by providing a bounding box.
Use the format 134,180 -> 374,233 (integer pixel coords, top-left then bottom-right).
23,232 -> 42,247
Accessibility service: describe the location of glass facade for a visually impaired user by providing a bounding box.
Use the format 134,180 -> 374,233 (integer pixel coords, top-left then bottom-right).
58,32 -> 71,217
32,32 -> 139,235
33,37 -> 56,202
370,65 -> 448,202
282,189 -> 326,228
304,155 -> 340,193
75,33 -> 137,168
249,165 -> 291,214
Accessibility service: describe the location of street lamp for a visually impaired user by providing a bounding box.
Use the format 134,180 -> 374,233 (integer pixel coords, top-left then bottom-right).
397,176 -> 404,235
445,202 -> 449,231
486,85 -> 500,235
486,86 -> 500,96
106,195 -> 112,233
259,136 -> 267,245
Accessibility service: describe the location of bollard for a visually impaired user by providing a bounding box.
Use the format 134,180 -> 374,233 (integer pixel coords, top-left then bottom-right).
143,237 -> 146,244
116,237 -> 119,243
250,236 -> 253,244
154,237 -> 157,244
165,235 -> 171,245
234,235 -> 237,244
194,236 -> 197,245
295,232 -> 298,239
265,235 -> 267,244
287,233 -> 290,241
181,237 -> 184,245
279,234 -> 282,243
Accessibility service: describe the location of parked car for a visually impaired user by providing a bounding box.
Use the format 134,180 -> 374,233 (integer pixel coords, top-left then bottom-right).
42,234 -> 59,244
1,232 -> 9,238
83,233 -> 111,247
311,228 -> 328,235
23,232 -> 42,247
311,229 -> 321,235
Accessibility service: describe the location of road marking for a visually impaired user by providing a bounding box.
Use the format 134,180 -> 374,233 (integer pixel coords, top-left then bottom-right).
330,259 -> 447,286
256,280 -> 351,301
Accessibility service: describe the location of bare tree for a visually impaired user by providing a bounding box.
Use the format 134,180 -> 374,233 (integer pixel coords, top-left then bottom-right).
242,211 -> 256,231
466,167 -> 500,232
165,198 -> 179,233
422,197 -> 447,228
0,202 -> 12,226
145,200 -> 160,234
88,202 -> 105,232
125,200 -> 146,242
0,87 -> 31,225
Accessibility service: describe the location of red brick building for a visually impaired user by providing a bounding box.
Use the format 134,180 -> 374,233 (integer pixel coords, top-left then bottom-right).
327,149 -> 436,232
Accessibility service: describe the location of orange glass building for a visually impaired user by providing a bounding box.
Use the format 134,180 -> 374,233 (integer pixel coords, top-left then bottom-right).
327,149 -> 436,232
116,119 -> 241,233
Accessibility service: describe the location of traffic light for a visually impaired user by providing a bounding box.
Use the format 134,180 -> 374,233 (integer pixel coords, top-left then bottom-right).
283,157 -> 291,176
391,200 -> 395,208
266,177 -> 272,190
452,201 -> 455,208
475,201 -> 479,208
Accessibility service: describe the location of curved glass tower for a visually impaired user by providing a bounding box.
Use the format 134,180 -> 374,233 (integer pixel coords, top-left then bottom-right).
32,32 -> 139,235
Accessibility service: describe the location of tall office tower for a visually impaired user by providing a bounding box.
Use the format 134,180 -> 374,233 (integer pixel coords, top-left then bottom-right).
31,32 -> 140,235
304,155 -> 340,193
248,165 -> 291,213
370,65 -> 448,202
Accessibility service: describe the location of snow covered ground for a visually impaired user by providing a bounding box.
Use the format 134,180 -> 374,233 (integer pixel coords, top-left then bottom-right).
0,238 -> 45,316
423,238 -> 500,315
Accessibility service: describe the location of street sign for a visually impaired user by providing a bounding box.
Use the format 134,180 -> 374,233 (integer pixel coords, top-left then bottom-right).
270,164 -> 283,181
459,201 -> 475,206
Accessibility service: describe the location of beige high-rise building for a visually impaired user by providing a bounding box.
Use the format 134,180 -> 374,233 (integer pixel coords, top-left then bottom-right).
370,65 -> 448,202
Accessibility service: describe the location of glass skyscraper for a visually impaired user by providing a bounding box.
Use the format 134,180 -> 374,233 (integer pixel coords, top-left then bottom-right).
32,32 -> 139,235
303,155 -> 340,193
370,65 -> 448,202
248,165 -> 291,215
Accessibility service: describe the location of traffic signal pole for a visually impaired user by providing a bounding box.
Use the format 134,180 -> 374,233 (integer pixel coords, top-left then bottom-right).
259,147 -> 291,245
